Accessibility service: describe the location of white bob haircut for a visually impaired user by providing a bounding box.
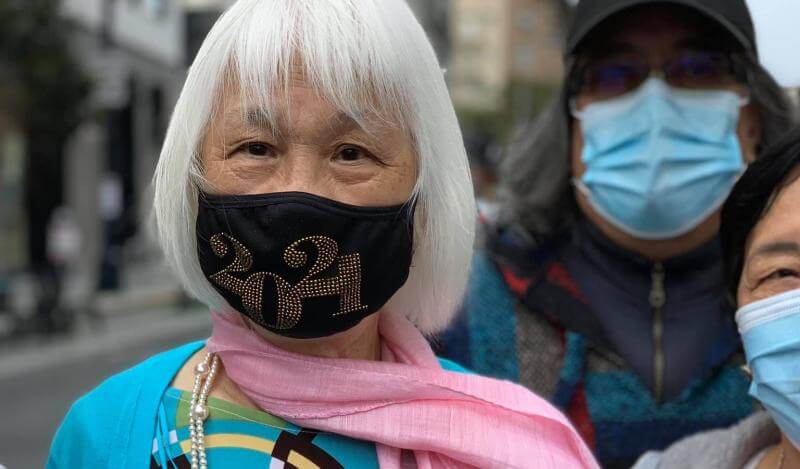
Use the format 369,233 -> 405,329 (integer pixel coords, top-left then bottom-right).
153,0 -> 475,334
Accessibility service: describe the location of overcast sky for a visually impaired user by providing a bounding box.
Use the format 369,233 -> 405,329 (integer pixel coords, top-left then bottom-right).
747,0 -> 800,87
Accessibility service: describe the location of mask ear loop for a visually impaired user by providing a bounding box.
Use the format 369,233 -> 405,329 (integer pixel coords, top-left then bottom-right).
567,95 -> 584,191
568,98 -> 584,120
738,89 -> 752,107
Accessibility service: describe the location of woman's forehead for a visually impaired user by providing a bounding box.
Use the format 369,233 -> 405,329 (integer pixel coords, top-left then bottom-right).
746,167 -> 800,257
215,76 -> 405,137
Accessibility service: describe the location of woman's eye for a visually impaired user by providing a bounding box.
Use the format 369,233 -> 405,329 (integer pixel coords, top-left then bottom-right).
764,269 -> 800,282
238,142 -> 273,158
335,146 -> 372,163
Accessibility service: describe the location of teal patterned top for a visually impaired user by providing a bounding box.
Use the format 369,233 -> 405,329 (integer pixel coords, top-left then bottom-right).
150,387 -> 379,468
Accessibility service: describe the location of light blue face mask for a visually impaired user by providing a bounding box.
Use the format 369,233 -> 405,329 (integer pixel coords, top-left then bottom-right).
736,288 -> 800,449
573,78 -> 747,240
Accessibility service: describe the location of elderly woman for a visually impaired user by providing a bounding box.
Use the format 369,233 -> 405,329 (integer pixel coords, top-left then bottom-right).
47,1 -> 597,468
439,0 -> 794,466
632,128 -> 800,468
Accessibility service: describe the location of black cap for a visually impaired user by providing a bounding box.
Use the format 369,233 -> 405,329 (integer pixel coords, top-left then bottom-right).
566,0 -> 757,57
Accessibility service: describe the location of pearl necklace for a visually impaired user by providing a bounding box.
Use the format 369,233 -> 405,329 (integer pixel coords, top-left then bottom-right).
189,352 -> 220,469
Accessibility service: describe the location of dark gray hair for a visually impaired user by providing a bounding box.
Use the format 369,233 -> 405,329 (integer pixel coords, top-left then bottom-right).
721,127 -> 800,300
497,56 -> 796,242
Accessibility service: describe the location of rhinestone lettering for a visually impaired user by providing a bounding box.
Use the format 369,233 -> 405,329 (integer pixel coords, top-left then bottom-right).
208,234 -> 368,329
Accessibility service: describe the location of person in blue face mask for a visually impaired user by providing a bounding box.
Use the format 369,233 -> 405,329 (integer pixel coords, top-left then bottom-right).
437,0 -> 796,467
633,128 -> 800,469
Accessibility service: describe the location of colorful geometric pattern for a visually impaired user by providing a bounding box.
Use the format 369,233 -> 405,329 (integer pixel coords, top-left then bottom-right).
150,388 -> 379,469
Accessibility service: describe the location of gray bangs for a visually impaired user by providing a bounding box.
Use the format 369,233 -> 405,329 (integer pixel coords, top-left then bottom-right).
222,0 -> 412,136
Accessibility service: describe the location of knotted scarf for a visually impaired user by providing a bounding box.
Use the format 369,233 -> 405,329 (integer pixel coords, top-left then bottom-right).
207,310 -> 598,468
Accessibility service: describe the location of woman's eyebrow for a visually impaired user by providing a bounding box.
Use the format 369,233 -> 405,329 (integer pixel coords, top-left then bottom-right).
751,241 -> 800,259
239,109 -> 364,136
326,111 -> 363,134
242,109 -> 276,130
229,109 -> 284,139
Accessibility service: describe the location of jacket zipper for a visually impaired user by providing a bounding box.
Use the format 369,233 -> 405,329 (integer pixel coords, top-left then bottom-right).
649,262 -> 666,405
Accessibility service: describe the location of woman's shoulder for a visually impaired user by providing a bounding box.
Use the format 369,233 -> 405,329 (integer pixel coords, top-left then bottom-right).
47,341 -> 204,469
631,411 -> 779,469
70,340 -> 204,412
437,357 -> 472,374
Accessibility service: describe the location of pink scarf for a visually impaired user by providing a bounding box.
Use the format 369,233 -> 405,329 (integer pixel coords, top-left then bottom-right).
206,310 -> 598,468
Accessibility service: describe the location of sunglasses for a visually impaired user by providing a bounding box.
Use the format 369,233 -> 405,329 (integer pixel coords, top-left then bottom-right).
570,50 -> 747,101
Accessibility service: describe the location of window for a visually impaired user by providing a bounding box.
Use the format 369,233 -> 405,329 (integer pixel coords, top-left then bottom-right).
145,0 -> 169,19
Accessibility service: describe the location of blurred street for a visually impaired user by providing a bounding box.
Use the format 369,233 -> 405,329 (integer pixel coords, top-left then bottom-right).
0,305 -> 211,469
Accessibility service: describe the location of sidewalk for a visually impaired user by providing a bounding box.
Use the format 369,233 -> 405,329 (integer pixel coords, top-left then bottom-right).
0,303 -> 212,468
0,255 -> 207,467
0,253 -> 187,340
92,252 -> 187,315
0,303 -> 210,380
0,260 -> 209,378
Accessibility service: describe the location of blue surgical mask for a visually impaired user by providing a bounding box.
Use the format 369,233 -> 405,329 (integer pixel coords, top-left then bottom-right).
572,78 -> 746,240
736,288 -> 800,449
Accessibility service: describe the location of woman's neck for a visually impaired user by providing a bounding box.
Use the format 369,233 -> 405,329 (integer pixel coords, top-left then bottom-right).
760,437 -> 800,469
781,436 -> 800,468
172,313 -> 383,411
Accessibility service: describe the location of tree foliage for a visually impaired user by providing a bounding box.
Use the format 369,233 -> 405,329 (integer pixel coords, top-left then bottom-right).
0,0 -> 91,141
0,0 -> 92,269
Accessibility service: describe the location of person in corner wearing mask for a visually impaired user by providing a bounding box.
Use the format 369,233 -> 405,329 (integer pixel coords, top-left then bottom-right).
634,128 -> 800,469
439,0 -> 794,467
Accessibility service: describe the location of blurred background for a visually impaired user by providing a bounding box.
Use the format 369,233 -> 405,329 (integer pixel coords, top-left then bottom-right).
0,0 -> 798,467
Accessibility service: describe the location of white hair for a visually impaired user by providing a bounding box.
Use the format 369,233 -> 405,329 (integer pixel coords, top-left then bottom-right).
153,0 -> 475,334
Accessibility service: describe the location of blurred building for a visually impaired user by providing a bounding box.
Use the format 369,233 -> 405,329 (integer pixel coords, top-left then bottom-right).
182,0 -> 450,66
183,0 -> 234,64
448,0 -> 568,112
57,0 -> 185,301
0,84 -> 27,307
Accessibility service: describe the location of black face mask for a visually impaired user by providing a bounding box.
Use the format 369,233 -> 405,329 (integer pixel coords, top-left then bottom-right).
196,192 -> 414,339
